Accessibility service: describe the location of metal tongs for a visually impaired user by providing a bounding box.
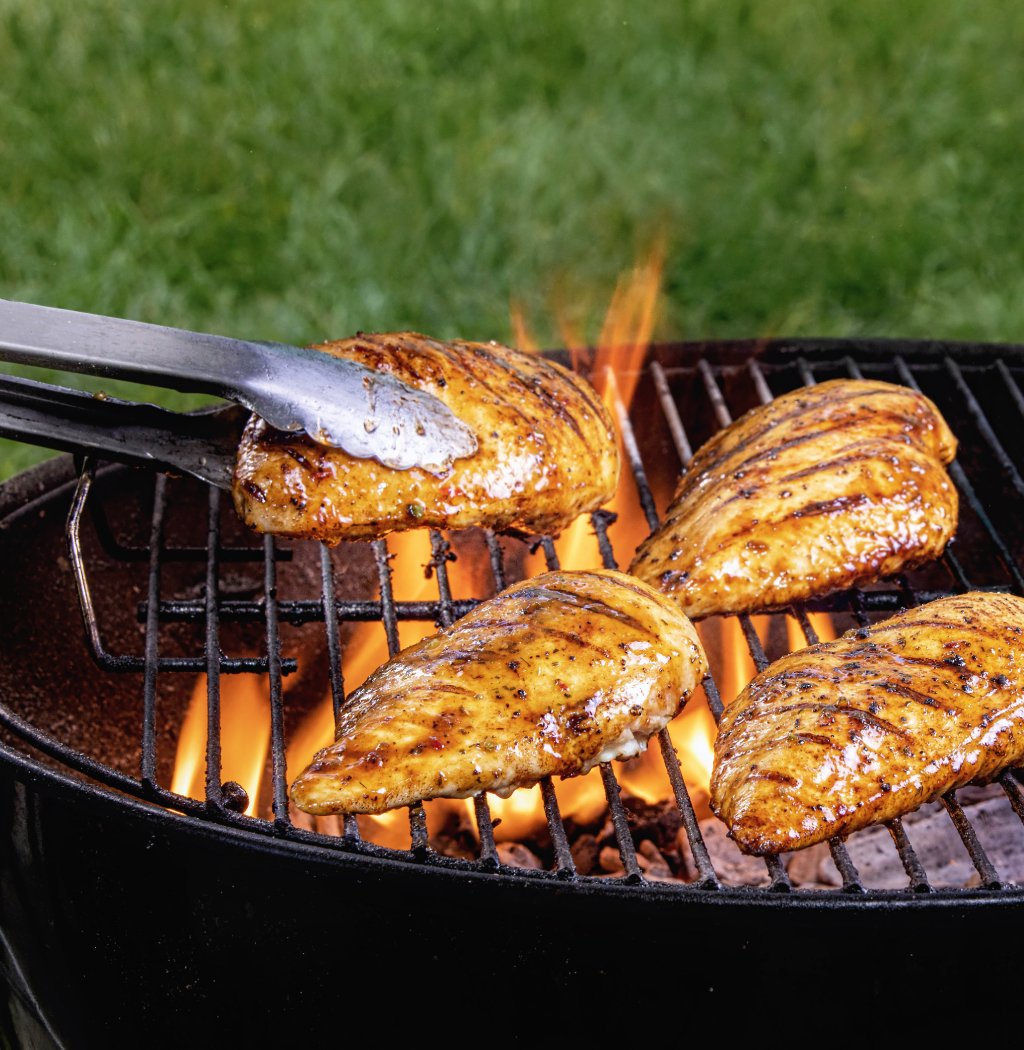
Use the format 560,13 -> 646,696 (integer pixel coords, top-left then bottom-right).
0,300 -> 478,487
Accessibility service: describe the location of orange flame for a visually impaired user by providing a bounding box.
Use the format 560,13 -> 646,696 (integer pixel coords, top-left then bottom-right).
171,673 -> 272,817
284,529 -> 440,794
521,241 -> 665,577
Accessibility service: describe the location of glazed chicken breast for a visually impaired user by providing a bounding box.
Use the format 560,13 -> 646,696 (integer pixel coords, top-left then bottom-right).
290,569 -> 707,815
711,591 -> 1024,855
630,379 -> 958,619
233,332 -> 619,543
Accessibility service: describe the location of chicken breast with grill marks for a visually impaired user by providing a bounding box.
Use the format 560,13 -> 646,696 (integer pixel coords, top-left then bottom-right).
232,332 -> 618,543
711,592 -> 1024,855
629,379 -> 958,619
290,569 -> 707,816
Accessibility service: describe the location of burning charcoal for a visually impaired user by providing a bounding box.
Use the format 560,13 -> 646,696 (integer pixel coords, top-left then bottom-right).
428,804 -> 481,861
570,833 -> 600,876
621,795 -> 683,854
637,839 -> 676,881
786,843 -> 842,889
672,829 -> 699,883
846,793 -> 1024,889
599,845 -> 625,875
698,817 -> 770,887
497,842 -> 543,870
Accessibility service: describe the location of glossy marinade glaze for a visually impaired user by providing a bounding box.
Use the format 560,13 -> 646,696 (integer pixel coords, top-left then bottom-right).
711,592 -> 1024,855
232,332 -> 619,542
290,569 -> 707,816
630,379 -> 958,619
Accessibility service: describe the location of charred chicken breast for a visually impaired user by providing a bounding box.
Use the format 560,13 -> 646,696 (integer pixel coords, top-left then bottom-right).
630,379 -> 958,619
711,591 -> 1024,855
290,569 -> 707,815
233,332 -> 618,542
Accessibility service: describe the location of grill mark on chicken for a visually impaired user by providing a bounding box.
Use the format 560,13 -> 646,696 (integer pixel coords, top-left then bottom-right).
776,449 -> 878,483
468,344 -> 588,443
684,389 -> 914,477
711,592 -> 1024,855
290,569 -> 707,816
630,379 -> 958,619
522,582 -> 661,638
733,700 -> 912,740
674,410 -> 931,507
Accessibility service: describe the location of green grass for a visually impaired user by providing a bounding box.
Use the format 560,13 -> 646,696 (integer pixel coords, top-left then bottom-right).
2,0 -> 1024,476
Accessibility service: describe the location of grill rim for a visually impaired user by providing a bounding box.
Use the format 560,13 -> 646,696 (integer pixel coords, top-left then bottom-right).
2,334 -> 1024,903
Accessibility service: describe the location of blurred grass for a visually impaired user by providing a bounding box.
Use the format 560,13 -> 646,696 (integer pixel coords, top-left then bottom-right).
2,0 -> 1024,476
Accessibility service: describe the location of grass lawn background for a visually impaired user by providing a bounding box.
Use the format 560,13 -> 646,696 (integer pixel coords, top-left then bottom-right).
2,0 -> 1023,477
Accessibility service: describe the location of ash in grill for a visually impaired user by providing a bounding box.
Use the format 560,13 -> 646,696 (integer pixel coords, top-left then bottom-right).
3,340 -> 1024,903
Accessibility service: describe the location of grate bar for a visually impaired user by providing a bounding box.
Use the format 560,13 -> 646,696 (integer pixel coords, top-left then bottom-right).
613,394 -> 659,532
144,597 -> 481,625
998,770 -> 1024,827
701,674 -> 726,723
994,358 -> 1024,421
738,615 -> 769,673
408,802 -> 429,857
940,792 -> 1004,889
827,840 -> 864,893
319,545 -> 346,727
429,530 -> 456,627
484,530 -> 508,591
203,488 -> 224,813
591,509 -> 619,570
894,356 -> 1024,592
657,728 -> 718,887
540,778 -> 575,877
264,534 -> 290,829
764,854 -> 791,892
944,357 -> 1024,501
539,535 -> 560,571
473,795 -> 499,870
373,539 -> 402,658
650,362 -> 693,463
747,358 -> 775,405
140,474 -> 167,789
886,819 -> 933,893
599,763 -> 643,883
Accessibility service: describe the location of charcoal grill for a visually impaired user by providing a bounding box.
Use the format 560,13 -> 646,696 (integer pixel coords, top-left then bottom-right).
1,338 -> 1023,1043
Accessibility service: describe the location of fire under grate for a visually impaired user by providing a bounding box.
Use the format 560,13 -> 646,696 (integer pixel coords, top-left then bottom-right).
3,338 -> 1024,902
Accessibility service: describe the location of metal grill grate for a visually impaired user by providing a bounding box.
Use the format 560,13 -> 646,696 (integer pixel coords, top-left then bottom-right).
3,340 -> 1024,901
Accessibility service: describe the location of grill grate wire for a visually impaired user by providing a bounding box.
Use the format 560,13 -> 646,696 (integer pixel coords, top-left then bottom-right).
2,348 -> 1023,899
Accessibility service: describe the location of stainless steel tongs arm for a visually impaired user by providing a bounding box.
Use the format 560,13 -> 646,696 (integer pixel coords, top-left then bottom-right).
0,373 -> 245,490
0,300 -> 478,473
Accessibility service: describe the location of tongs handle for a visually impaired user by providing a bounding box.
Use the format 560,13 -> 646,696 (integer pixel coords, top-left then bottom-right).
0,373 -> 244,490
0,300 -> 478,473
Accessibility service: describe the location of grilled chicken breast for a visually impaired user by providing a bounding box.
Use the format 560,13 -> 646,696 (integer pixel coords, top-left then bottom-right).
630,379 -> 958,619
233,332 -> 618,542
290,569 -> 707,815
711,591 -> 1024,855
